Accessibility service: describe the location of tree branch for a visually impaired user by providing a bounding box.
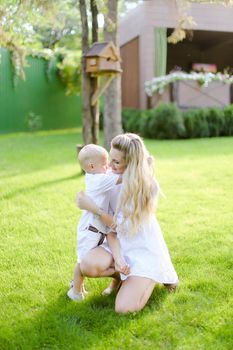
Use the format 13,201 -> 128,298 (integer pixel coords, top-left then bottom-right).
79,0 -> 89,53
90,0 -> 98,43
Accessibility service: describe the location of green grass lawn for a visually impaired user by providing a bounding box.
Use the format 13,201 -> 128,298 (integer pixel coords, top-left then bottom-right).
0,129 -> 232,350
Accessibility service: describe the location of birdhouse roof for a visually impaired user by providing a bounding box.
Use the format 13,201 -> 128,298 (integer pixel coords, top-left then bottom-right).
85,41 -> 121,61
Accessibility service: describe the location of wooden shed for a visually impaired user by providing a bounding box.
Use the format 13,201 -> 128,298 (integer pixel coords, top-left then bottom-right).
119,0 -> 233,109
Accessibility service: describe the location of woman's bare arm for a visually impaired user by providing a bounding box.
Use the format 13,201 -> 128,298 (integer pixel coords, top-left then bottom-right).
76,191 -> 115,229
106,233 -> 130,275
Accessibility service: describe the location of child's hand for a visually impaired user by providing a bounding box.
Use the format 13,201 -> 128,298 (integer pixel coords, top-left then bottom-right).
115,257 -> 130,275
76,191 -> 85,208
76,191 -> 99,213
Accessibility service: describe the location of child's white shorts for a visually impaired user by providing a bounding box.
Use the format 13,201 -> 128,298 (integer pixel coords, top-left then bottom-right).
77,229 -> 104,263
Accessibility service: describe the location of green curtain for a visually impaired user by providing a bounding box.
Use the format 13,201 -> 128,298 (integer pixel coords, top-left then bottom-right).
154,27 -> 167,77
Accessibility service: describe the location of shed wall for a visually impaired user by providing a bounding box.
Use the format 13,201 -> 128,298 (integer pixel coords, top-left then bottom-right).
119,0 -> 233,109
120,0 -> 233,36
120,37 -> 140,109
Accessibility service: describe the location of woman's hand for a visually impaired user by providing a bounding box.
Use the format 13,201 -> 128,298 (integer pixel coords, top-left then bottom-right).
76,191 -> 98,214
115,257 -> 130,276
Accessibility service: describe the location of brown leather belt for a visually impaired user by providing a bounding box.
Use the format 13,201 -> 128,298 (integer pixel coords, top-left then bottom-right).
87,225 -> 105,235
87,225 -> 106,246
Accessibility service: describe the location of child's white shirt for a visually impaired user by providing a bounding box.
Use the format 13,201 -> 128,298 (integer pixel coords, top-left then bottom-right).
77,172 -> 119,234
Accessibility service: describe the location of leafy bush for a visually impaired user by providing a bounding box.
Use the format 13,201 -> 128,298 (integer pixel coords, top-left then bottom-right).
183,108 -> 209,138
122,108 -> 142,133
138,110 -> 152,137
223,104 -> 233,136
56,51 -> 81,95
145,103 -> 185,139
206,107 -> 225,137
120,104 -> 233,140
25,111 -> 43,132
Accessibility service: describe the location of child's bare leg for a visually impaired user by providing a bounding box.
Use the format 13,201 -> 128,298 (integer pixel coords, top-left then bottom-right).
102,279 -> 121,296
102,272 -> 121,296
67,263 -> 85,301
73,263 -> 84,293
80,247 -> 116,278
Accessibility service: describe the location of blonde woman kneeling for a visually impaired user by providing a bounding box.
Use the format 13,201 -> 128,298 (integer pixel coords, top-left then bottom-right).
77,133 -> 178,313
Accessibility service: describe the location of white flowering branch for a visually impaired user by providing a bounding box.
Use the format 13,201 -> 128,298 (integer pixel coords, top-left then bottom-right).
145,71 -> 233,96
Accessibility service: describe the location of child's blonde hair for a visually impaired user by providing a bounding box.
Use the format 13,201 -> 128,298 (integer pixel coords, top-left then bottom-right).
111,133 -> 159,236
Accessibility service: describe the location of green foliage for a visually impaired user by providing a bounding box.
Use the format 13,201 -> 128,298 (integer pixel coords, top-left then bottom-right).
142,104 -> 185,139
152,103 -> 184,139
183,106 -> 231,138
137,110 -> 151,137
122,104 -> 185,140
122,108 -> 142,133
25,111 -> 43,132
223,104 -> 233,136
122,103 -> 233,139
206,107 -> 225,137
183,108 -> 210,138
0,1 -> 82,93
56,51 -> 81,95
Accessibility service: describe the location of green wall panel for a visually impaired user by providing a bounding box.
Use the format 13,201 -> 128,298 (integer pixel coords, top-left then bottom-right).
0,48 -> 82,133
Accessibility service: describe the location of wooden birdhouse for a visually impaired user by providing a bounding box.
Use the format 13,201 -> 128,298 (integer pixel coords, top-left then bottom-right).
85,41 -> 122,75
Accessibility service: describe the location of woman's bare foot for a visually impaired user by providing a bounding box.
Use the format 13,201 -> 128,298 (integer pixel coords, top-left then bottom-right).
163,283 -> 178,292
102,278 -> 122,296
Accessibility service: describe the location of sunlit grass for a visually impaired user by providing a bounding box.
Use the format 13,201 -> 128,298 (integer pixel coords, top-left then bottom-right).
0,130 -> 232,350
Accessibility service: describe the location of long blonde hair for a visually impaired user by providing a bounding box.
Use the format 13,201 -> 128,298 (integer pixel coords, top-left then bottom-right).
112,133 -> 159,236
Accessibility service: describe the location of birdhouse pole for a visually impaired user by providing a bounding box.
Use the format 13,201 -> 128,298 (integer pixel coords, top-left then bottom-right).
91,74 -> 115,106
85,41 -> 122,109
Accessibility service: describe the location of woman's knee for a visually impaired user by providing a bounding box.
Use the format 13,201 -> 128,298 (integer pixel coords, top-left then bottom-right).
115,300 -> 141,314
115,291 -> 142,314
115,277 -> 156,314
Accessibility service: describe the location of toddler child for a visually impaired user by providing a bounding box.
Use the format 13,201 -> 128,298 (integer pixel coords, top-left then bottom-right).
67,144 -> 129,301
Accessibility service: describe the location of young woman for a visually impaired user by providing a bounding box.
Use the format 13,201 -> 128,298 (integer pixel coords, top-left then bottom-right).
77,133 -> 178,313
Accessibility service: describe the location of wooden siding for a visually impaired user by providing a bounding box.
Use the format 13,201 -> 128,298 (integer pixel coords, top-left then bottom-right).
176,81 -> 230,108
120,37 -> 140,109
119,0 -> 233,108
120,0 -> 233,41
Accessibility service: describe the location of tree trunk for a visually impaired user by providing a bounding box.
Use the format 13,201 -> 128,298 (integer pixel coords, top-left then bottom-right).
104,0 -> 123,150
79,0 -> 99,145
90,0 -> 99,144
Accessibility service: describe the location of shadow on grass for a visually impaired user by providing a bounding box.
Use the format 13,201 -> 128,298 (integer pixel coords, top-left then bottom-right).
0,130 -> 83,177
1,285 -> 168,350
2,172 -> 83,200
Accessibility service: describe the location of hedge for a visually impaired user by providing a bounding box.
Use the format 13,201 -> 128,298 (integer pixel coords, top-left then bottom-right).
122,104 -> 233,139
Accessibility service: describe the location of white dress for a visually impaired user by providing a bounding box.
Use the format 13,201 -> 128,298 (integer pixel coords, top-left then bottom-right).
103,184 -> 179,284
